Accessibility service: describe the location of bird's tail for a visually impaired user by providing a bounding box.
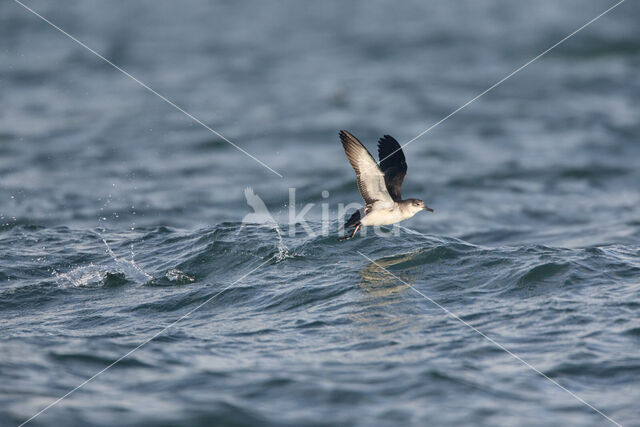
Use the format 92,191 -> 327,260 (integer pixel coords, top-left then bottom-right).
343,209 -> 362,229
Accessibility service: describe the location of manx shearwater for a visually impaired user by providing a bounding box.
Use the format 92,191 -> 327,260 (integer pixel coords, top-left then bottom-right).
339,130 -> 433,240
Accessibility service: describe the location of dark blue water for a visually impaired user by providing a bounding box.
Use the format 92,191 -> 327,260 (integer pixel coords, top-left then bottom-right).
2,1 -> 640,426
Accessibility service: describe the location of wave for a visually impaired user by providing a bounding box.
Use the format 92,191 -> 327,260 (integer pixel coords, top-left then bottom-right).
1,222 -> 638,306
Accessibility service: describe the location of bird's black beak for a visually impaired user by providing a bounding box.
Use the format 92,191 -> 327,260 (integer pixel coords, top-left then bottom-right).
424,206 -> 434,212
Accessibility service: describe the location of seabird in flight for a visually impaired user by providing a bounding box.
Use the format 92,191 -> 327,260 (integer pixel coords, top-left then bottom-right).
339,130 -> 433,240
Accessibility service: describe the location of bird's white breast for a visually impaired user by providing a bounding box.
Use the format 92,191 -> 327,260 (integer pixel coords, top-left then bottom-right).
360,207 -> 406,226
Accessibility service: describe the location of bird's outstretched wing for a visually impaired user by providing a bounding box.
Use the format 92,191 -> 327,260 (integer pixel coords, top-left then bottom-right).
377,135 -> 407,202
340,130 -> 394,208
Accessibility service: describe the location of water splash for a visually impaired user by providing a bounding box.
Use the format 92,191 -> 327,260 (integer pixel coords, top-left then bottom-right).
165,268 -> 195,284
272,223 -> 292,262
53,263 -> 106,287
101,237 -> 153,284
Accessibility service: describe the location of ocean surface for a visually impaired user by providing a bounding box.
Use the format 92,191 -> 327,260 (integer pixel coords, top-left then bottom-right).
2,1 -> 640,426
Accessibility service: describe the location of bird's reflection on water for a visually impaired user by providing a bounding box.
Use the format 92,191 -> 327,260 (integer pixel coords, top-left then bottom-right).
351,251 -> 424,329
359,252 -> 419,295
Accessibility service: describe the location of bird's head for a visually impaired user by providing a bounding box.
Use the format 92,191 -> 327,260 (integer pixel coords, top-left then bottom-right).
406,198 -> 434,214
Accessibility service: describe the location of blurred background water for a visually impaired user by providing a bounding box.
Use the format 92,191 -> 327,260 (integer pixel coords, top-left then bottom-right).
1,0 -> 639,425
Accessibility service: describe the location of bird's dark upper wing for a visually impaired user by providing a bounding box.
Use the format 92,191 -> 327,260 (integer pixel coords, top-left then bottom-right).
340,130 -> 394,207
377,135 -> 407,202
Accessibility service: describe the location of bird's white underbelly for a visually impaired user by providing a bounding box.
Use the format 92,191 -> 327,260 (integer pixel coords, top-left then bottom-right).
360,208 -> 406,226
